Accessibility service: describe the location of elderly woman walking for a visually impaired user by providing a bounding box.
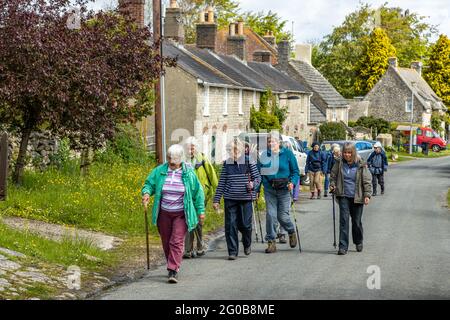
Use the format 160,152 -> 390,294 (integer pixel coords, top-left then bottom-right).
259,132 -> 300,253
213,139 -> 261,260
141,144 -> 205,283
306,142 -> 326,199
330,143 -> 372,255
183,136 -> 218,259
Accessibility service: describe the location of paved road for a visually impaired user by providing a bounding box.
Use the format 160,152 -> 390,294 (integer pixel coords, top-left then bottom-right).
100,157 -> 450,300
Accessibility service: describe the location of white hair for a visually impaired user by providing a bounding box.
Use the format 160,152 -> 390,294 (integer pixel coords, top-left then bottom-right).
184,136 -> 199,148
167,144 -> 185,161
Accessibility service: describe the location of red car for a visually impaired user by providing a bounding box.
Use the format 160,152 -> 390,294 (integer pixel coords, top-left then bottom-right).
416,127 -> 447,152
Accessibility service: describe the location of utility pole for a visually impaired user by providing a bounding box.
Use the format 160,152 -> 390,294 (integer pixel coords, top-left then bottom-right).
153,0 -> 165,164
0,132 -> 8,201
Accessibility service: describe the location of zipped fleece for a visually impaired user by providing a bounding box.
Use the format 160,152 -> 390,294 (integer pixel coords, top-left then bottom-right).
141,162 -> 205,232
329,158 -> 372,204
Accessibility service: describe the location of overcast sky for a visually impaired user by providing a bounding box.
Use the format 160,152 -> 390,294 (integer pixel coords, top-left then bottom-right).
89,0 -> 449,43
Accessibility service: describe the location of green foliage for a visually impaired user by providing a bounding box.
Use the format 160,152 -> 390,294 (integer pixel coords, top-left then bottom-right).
423,34 -> 450,108
49,138 -> 71,170
250,89 -> 287,132
94,123 -> 153,165
243,10 -> 292,42
318,122 -> 347,141
431,111 -> 444,134
348,121 -> 357,127
354,28 -> 396,95
355,116 -> 390,139
313,3 -> 437,98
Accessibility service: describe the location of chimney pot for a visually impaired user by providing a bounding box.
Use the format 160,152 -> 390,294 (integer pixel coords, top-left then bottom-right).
170,0 -> 178,8
229,23 -> 236,36
207,7 -> 215,23
199,11 -> 205,23
237,21 -> 244,36
388,57 -> 398,69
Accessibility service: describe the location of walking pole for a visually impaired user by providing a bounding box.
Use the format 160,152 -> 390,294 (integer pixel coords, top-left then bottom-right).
332,192 -> 337,249
143,203 -> 150,270
254,198 -> 264,243
290,192 -> 302,253
251,201 -> 259,243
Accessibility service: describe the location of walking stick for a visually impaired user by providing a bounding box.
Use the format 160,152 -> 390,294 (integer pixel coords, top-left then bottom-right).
290,192 -> 302,253
254,198 -> 264,243
332,193 -> 337,249
143,203 -> 150,270
251,201 -> 259,243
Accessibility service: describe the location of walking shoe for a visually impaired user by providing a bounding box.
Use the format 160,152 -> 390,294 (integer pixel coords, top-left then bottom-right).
381,190 -> 384,195
183,252 -> 193,259
317,190 -> 321,199
310,192 -> 315,199
324,192 -> 328,197
288,233 -> 297,248
278,234 -> 287,244
265,240 -> 277,253
168,270 -> 178,283
356,244 -> 363,252
228,255 -> 237,260
337,249 -> 347,255
372,192 -> 377,196
244,246 -> 251,256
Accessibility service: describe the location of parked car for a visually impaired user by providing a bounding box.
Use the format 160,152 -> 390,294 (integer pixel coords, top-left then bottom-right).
416,127 -> 447,152
321,140 -> 374,162
238,132 -> 308,183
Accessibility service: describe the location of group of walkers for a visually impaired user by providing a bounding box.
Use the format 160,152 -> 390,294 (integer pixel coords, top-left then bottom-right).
141,134 -> 388,283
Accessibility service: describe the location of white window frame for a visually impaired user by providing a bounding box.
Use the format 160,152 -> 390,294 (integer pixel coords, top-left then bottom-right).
405,99 -> 412,112
223,88 -> 228,116
238,89 -> 243,115
203,85 -> 210,116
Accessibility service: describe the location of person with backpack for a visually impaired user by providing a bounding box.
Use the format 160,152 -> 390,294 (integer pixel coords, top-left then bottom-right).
183,136 -> 218,258
367,142 -> 388,196
258,132 -> 300,253
213,139 -> 261,260
305,142 -> 326,199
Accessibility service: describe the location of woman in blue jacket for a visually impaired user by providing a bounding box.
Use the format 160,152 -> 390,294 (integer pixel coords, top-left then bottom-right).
305,142 -> 326,199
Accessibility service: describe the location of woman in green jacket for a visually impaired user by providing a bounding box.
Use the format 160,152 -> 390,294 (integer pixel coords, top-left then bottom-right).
141,144 -> 205,283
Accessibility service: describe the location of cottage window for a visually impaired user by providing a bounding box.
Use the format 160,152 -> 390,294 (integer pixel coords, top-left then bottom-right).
238,89 -> 243,115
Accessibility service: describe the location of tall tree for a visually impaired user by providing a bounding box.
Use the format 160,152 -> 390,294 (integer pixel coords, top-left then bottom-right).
354,28 -> 396,96
313,3 -> 437,98
423,34 -> 450,108
243,10 -> 292,42
0,0 -> 173,184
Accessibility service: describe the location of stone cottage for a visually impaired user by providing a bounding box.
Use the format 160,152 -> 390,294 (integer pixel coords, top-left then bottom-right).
353,57 -> 446,127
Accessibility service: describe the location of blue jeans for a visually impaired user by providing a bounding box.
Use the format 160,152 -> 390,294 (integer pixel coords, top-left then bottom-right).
337,197 -> 364,250
324,173 -> 330,193
264,188 -> 295,241
224,200 -> 253,256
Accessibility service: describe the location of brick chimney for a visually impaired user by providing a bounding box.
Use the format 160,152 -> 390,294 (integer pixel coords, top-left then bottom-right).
388,57 -> 398,69
263,31 -> 276,47
165,0 -> 184,43
277,40 -> 291,72
411,61 -> 423,76
118,0 -> 145,28
227,21 -> 246,60
253,51 -> 272,64
294,44 -> 312,65
196,7 -> 217,51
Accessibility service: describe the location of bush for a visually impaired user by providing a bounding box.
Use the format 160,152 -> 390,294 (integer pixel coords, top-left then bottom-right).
319,122 -> 347,141
355,116 -> 390,139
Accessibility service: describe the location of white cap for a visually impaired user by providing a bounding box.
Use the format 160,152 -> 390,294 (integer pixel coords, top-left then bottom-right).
374,141 -> 382,149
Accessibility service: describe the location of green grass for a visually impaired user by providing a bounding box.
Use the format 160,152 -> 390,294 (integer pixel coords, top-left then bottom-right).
387,149 -> 450,162
0,222 -> 112,271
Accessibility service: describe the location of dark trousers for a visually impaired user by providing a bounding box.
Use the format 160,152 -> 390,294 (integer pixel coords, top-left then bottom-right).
372,173 -> 384,194
184,224 -> 204,254
224,199 -> 253,256
337,197 -> 364,251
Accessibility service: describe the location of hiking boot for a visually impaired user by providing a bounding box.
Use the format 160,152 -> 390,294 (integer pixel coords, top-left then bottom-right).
278,234 -> 287,244
324,191 -> 328,197
228,255 -> 237,260
168,270 -> 178,283
337,249 -> 347,255
356,244 -> 363,252
372,192 -> 377,197
289,233 -> 297,248
310,192 -> 315,199
244,246 -> 251,256
265,240 -> 277,253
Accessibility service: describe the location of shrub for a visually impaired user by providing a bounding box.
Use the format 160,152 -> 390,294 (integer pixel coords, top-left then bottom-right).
318,122 -> 347,141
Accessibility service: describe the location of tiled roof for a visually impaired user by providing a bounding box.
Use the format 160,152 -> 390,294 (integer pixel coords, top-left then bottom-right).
309,102 -> 326,123
163,42 -> 237,86
396,67 -> 445,111
247,61 -> 309,93
289,60 -> 349,107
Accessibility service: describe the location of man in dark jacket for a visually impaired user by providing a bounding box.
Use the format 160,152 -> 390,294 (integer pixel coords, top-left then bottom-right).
305,142 -> 326,199
367,142 -> 388,196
